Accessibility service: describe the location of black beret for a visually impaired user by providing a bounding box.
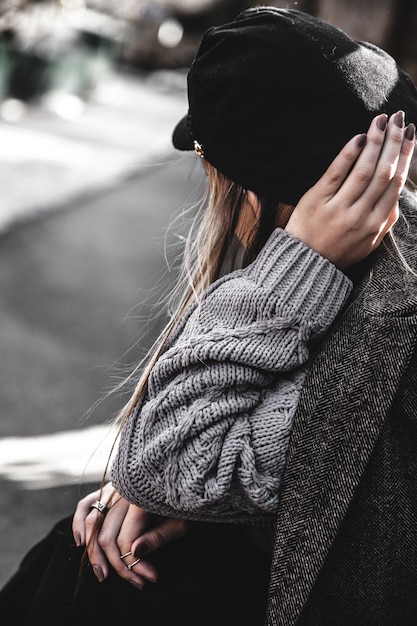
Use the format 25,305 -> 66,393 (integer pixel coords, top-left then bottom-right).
172,6 -> 417,205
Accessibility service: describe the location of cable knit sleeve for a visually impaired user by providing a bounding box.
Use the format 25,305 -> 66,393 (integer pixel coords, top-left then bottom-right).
111,229 -> 352,524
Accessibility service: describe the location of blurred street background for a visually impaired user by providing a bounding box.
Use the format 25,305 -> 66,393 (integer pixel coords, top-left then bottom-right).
0,0 -> 416,588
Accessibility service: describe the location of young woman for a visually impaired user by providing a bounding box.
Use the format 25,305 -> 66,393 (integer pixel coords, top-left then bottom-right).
2,7 -> 417,625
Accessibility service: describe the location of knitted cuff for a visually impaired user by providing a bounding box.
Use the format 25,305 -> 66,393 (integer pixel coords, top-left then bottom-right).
245,228 -> 353,326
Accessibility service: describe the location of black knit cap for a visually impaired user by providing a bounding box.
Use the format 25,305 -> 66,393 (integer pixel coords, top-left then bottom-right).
172,6 -> 417,206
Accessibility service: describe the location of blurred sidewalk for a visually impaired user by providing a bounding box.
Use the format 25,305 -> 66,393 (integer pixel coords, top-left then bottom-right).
0,67 -> 188,235
0,68 -> 204,587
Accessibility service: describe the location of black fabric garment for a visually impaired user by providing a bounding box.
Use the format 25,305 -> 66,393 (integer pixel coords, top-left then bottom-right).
0,515 -> 271,626
298,357 -> 417,625
266,188 -> 417,625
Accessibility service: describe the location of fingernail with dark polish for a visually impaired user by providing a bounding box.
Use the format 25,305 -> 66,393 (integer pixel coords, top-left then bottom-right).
405,123 -> 416,141
74,532 -> 82,547
93,565 -> 104,582
134,543 -> 149,559
356,133 -> 367,148
394,110 -> 405,128
377,114 -> 388,131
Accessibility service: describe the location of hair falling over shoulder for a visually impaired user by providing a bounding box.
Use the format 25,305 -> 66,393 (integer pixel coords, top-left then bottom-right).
113,161 -> 247,426
112,159 -> 294,428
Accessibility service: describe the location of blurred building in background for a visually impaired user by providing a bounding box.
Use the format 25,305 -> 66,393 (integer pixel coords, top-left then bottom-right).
0,0 -> 416,100
0,0 -> 415,161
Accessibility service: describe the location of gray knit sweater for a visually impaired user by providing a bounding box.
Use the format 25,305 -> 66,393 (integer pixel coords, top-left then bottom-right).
111,229 -> 352,525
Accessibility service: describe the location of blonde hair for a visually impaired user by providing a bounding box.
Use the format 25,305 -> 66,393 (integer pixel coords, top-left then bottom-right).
113,160 -> 293,426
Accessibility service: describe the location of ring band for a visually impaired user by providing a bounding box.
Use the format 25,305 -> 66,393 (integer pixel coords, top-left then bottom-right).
127,558 -> 141,571
120,551 -> 132,560
90,500 -> 109,516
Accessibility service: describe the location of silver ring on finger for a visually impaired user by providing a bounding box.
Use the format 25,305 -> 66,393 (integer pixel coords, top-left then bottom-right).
126,558 -> 141,571
89,500 -> 109,516
120,551 -> 132,560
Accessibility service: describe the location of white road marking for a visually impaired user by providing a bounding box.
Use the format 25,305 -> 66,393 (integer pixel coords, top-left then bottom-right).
0,424 -> 118,489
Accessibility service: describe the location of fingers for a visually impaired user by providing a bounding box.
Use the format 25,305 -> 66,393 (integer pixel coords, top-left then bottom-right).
116,515 -> 190,589
85,494 -> 129,582
285,109 -> 415,269
351,111 -> 407,208
315,111 -> 414,212
99,504 -> 154,590
72,482 -> 116,546
371,120 -> 415,219
339,112 -> 392,206
72,486 -> 191,590
337,111 -> 414,212
313,132 -> 368,200
72,483 -> 128,583
313,113 -> 389,202
130,517 -> 189,562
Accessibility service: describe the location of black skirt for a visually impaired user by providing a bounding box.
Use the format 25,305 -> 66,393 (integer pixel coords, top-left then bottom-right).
0,515 -> 272,626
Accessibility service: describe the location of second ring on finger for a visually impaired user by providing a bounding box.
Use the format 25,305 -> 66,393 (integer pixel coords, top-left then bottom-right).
120,551 -> 141,571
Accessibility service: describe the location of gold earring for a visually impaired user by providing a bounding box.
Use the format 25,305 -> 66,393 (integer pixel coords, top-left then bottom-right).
193,140 -> 205,158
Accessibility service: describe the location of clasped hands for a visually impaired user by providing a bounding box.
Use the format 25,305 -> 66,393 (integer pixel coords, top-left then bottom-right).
73,482 -> 189,590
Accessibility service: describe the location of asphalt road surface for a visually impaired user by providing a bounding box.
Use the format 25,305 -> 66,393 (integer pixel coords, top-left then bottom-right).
0,150 -> 205,587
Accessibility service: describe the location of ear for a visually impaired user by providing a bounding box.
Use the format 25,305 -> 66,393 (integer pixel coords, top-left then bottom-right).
246,190 -> 261,221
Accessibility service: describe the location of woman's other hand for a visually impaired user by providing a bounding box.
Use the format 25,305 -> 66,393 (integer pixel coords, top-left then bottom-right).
72,483 -> 189,590
285,111 -> 416,269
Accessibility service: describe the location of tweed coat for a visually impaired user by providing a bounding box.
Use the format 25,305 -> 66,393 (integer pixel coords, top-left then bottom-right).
266,187 -> 417,626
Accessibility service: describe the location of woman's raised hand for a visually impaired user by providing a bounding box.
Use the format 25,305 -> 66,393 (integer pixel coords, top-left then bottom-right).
72,483 -> 189,589
285,111 -> 416,270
